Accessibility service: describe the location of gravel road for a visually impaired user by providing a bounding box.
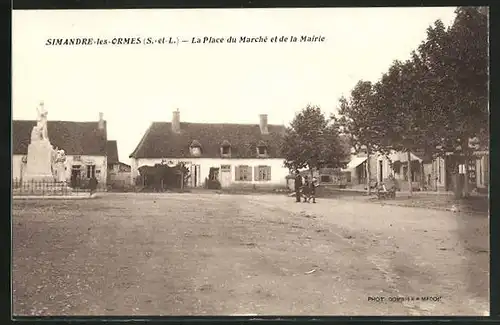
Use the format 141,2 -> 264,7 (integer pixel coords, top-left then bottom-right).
12,193 -> 489,316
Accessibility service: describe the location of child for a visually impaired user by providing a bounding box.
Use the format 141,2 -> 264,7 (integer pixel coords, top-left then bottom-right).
308,177 -> 318,203
302,176 -> 311,202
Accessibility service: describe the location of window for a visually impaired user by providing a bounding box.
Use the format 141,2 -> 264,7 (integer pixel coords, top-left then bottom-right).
209,167 -> 219,181
255,166 -> 271,181
320,175 -> 331,183
257,141 -> 268,157
190,147 -> 201,156
235,165 -> 251,181
190,140 -> 202,156
221,140 -> 232,157
86,165 -> 96,178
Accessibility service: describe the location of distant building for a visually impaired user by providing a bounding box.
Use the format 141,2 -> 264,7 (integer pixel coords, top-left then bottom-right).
106,140 -> 131,188
428,150 -> 489,193
342,147 -> 489,193
129,110 -> 289,189
12,113 -> 108,188
343,150 -> 436,191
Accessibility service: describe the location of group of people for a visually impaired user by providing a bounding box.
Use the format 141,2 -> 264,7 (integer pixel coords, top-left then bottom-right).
293,170 -> 319,203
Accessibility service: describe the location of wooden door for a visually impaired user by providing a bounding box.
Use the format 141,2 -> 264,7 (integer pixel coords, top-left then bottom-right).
220,165 -> 231,188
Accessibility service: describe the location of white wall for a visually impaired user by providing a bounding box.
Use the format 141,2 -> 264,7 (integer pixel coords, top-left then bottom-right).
131,157 -> 289,187
12,155 -> 24,181
376,155 -> 391,182
65,155 -> 107,184
435,157 -> 446,188
12,154 -> 107,184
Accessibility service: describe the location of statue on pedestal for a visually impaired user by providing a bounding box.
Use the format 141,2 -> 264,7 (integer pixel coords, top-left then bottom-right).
31,101 -> 49,142
16,100 -> 76,196
25,100 -> 55,182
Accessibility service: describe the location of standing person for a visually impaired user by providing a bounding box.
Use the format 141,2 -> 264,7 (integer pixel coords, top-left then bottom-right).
88,176 -> 98,197
294,170 -> 303,203
308,177 -> 318,203
302,176 -> 311,203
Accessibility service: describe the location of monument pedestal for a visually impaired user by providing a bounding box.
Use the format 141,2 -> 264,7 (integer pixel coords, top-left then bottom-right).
24,139 -> 54,182
12,101 -> 83,198
14,181 -> 75,196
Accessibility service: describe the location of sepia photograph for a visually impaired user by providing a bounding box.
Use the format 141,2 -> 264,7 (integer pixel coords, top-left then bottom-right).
12,7 -> 489,317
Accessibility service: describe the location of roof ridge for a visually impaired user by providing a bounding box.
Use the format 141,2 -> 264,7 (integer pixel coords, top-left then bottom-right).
152,121 -> 285,127
13,120 -> 107,156
14,119 -> 105,124
130,121 -> 285,159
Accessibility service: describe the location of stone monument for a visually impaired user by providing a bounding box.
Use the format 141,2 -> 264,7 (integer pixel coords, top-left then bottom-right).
24,101 -> 56,182
18,101 -> 73,195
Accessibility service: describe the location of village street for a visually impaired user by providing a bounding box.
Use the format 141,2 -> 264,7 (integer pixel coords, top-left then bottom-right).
12,193 -> 488,316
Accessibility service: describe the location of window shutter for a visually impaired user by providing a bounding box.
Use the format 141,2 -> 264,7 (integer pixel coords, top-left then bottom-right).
254,166 -> 259,181
235,166 -> 240,180
267,166 -> 271,180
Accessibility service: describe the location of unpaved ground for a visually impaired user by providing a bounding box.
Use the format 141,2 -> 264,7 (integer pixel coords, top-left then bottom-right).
12,193 -> 489,316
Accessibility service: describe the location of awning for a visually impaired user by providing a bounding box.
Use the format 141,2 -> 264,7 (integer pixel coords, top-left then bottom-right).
344,156 -> 367,170
388,152 -> 422,163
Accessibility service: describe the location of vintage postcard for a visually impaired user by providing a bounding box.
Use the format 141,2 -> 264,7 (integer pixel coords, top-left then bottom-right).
12,7 -> 489,317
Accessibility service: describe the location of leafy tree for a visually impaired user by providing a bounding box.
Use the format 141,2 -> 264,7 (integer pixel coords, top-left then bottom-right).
417,7 -> 488,196
337,7 -> 488,198
371,56 -> 436,196
335,81 -> 386,194
282,105 -> 349,177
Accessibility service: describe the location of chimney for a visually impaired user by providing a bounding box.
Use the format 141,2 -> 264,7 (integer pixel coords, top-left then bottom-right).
98,112 -> 105,130
259,114 -> 268,134
172,109 -> 181,133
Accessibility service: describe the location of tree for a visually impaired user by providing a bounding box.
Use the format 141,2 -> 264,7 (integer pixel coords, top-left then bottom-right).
370,56 -> 437,196
335,81 -> 386,194
417,7 -> 488,197
282,105 -> 349,177
336,7 -> 487,198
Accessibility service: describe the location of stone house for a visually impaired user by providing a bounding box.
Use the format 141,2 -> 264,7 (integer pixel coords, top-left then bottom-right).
12,113 -> 108,188
129,110 -> 290,189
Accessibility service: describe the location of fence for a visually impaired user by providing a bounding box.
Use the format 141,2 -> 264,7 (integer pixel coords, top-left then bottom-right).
12,178 -> 108,196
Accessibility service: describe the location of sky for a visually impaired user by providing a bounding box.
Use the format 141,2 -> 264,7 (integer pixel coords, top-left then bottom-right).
12,7 -> 458,164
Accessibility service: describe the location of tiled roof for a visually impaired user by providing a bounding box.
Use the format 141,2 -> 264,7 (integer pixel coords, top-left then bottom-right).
129,122 -> 286,159
106,140 -> 119,164
12,120 -> 107,156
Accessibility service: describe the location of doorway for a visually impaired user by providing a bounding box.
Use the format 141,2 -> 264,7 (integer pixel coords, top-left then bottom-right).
220,165 -> 231,188
356,163 -> 366,185
71,165 -> 81,188
190,164 -> 201,187
378,160 -> 383,182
